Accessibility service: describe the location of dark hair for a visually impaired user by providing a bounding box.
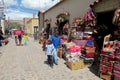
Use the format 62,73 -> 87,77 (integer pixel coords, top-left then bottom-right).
54,31 -> 59,35
47,39 -> 52,44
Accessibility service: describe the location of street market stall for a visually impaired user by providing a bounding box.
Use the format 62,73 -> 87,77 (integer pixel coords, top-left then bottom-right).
61,12 -> 96,70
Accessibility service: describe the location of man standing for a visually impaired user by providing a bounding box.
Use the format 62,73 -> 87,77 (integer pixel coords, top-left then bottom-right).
0,27 -> 3,35
0,27 -> 4,40
51,32 -> 61,65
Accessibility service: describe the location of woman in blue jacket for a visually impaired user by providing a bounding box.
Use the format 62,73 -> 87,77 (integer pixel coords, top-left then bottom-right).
51,32 -> 61,65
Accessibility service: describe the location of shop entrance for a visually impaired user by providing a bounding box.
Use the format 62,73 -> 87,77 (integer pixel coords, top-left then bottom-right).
34,26 -> 38,40
94,10 -> 115,50
97,10 -> 115,35
56,13 -> 69,36
45,19 -> 51,39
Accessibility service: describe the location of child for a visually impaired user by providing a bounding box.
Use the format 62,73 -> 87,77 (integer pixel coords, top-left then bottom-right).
45,39 -> 55,68
43,33 -> 47,51
23,34 -> 28,45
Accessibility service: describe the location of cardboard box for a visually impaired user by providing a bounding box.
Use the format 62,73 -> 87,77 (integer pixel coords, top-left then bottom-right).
66,59 -> 84,70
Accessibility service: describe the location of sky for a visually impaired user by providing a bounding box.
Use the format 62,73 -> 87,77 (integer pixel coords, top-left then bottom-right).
2,0 -> 60,20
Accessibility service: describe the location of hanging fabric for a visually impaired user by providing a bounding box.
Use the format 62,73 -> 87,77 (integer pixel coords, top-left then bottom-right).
83,7 -> 96,27
112,8 -> 120,25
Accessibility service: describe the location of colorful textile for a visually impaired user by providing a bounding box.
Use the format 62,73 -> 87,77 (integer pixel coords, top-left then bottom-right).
23,35 -> 28,40
68,45 -> 81,53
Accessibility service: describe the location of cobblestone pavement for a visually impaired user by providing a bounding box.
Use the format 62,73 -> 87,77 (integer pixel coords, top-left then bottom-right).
0,37 -> 103,80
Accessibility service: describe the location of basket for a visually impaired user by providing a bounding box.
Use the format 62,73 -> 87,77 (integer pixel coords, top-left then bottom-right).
66,59 -> 84,70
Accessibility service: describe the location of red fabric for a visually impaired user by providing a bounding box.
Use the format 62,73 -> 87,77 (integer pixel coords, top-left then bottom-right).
13,29 -> 24,35
68,45 -> 81,53
108,66 -> 113,73
60,39 -> 64,43
108,53 -> 114,60
85,53 -> 94,58
100,65 -> 108,73
2,38 -> 9,43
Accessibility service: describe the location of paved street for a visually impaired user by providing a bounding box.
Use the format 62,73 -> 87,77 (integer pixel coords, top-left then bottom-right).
0,37 -> 102,80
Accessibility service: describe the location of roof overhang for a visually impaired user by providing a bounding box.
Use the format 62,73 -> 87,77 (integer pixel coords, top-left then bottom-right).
91,0 -> 120,13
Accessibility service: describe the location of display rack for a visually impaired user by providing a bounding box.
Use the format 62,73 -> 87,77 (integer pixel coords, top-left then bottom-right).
99,51 -> 114,80
114,47 -> 120,80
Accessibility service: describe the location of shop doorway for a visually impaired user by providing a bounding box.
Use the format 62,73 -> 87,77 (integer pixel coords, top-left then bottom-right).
94,10 -> 115,50
45,19 -> 51,39
34,26 -> 38,40
56,13 -> 69,35
97,10 -> 115,35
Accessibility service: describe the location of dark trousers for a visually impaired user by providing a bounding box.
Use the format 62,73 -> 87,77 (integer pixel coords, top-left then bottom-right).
47,55 -> 53,67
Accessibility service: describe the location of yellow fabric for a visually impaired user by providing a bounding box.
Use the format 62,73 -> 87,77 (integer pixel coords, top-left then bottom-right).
23,35 -> 28,40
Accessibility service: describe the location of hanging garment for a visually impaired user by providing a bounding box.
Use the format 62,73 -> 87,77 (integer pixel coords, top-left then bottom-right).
113,8 -> 120,24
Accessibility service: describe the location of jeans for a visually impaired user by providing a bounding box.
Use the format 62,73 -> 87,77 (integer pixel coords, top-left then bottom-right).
53,49 -> 58,64
24,40 -> 28,45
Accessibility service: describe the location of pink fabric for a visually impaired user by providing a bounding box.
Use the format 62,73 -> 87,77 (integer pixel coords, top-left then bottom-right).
117,42 -> 120,47
83,11 -> 95,21
68,45 -> 81,53
72,40 -> 87,46
114,64 -> 120,71
116,56 -> 120,60
60,39 -> 64,43
114,71 -> 120,77
2,39 -> 9,43
13,29 -> 24,35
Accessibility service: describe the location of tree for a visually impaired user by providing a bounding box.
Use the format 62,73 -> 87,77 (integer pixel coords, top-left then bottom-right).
9,22 -> 22,29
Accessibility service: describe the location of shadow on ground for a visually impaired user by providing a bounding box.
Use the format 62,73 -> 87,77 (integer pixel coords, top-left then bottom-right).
88,62 -> 100,77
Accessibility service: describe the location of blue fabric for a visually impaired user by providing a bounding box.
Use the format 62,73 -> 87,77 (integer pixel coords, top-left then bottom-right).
51,35 -> 61,49
86,40 -> 93,45
80,56 -> 94,60
23,40 -> 28,45
0,40 -> 2,46
53,49 -> 58,63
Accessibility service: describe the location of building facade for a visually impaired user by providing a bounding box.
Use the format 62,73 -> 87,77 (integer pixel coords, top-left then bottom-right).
23,18 -> 31,32
26,18 -> 39,37
38,0 -> 97,31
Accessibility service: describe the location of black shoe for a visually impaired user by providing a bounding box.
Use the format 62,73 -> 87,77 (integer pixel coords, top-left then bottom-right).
50,65 -> 53,68
55,63 -> 58,65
